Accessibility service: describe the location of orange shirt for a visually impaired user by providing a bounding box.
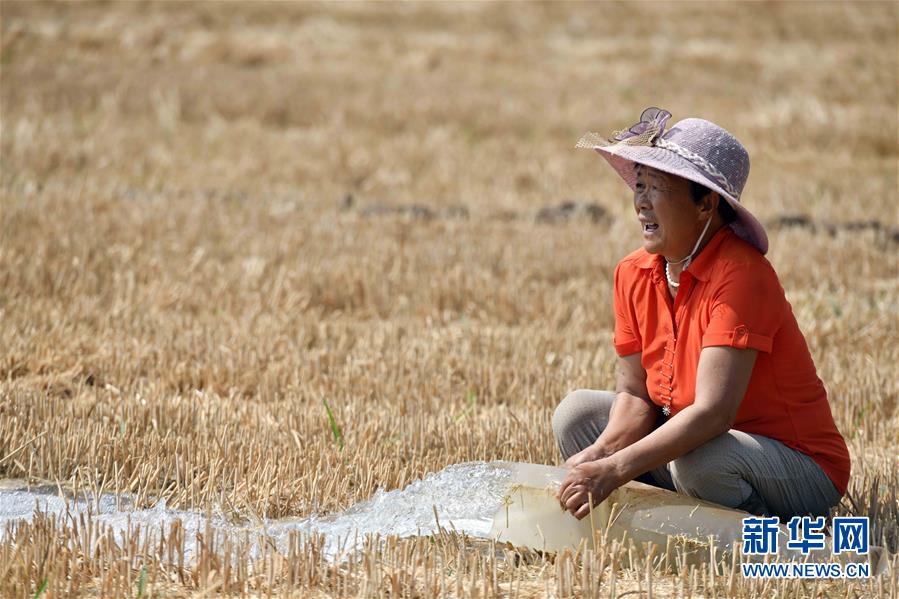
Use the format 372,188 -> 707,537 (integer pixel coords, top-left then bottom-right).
613,226 -> 850,494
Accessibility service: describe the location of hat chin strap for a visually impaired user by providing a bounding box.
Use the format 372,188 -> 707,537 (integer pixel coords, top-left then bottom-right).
665,216 -> 712,288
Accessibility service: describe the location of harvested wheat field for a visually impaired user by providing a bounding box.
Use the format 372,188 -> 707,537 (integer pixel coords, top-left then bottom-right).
1,1 -> 898,597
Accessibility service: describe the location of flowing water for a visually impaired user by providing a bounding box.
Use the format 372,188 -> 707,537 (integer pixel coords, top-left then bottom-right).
2,463 -> 886,575
0,461 -> 516,560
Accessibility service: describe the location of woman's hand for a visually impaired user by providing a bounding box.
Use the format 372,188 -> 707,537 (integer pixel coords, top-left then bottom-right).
563,444 -> 608,469
556,458 -> 624,520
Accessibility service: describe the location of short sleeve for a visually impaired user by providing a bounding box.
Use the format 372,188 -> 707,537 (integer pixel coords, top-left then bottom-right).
613,262 -> 642,356
701,261 -> 783,353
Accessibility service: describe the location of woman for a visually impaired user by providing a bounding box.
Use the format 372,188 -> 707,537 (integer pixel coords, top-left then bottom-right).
554,108 -> 849,521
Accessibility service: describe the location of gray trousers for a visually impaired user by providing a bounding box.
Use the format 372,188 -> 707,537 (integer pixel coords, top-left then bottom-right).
552,389 -> 843,521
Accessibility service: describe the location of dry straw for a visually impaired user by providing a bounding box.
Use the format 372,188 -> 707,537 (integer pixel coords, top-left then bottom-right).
1,1 -> 897,596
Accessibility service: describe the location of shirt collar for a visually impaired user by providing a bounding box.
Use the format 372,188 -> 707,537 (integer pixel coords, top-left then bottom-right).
633,225 -> 732,282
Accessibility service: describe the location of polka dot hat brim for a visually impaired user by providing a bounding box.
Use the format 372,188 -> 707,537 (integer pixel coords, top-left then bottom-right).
578,108 -> 768,255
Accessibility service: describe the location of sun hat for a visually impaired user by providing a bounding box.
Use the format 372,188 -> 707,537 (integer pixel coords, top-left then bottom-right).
577,107 -> 768,254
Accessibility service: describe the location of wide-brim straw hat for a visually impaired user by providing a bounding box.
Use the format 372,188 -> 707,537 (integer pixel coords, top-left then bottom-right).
578,107 -> 768,254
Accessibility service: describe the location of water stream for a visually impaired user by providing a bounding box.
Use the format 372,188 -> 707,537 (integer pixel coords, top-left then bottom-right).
0,461 -> 516,560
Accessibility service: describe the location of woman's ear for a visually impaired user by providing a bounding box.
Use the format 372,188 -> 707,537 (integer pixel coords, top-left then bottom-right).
700,191 -> 719,218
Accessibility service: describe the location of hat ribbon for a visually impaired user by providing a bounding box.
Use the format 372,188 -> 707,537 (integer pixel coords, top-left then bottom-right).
576,107 -> 741,201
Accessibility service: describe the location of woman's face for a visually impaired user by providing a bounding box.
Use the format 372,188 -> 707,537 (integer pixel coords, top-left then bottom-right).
633,165 -> 708,259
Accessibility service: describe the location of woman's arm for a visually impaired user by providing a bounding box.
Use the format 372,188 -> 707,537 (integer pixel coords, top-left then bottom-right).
609,344 -> 757,472
564,353 -> 657,467
558,345 -> 758,519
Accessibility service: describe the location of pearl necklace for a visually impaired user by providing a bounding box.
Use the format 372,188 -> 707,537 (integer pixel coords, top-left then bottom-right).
665,217 -> 712,289
665,261 -> 684,288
